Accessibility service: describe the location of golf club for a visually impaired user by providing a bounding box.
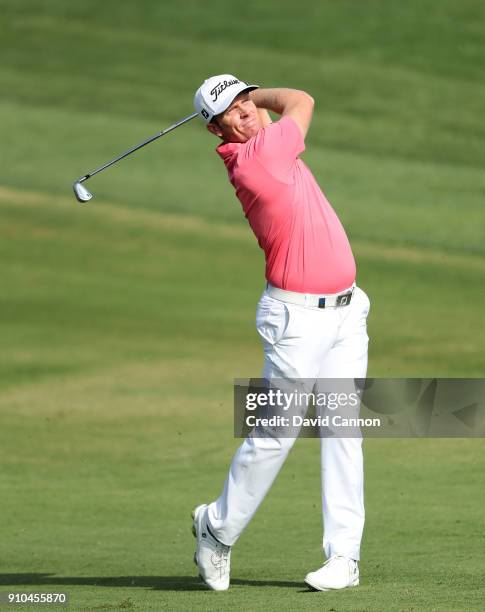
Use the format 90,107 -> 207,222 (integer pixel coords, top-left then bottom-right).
72,111 -> 198,203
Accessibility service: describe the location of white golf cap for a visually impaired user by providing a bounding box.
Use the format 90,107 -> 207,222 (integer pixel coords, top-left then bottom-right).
194,74 -> 259,123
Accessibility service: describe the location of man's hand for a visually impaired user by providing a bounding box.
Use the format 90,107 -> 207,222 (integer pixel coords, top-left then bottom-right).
250,88 -> 314,138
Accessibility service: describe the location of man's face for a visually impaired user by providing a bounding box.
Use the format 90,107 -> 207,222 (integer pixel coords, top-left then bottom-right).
207,93 -> 262,143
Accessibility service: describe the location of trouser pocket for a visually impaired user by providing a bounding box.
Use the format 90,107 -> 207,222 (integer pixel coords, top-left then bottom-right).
256,295 -> 290,346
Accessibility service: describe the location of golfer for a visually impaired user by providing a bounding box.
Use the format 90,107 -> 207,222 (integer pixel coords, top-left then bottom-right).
191,74 -> 371,592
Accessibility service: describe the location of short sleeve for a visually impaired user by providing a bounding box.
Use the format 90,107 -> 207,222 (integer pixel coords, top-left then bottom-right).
250,116 -> 305,180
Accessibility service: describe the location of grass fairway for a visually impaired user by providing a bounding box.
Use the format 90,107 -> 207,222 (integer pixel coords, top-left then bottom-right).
1,1 -> 485,610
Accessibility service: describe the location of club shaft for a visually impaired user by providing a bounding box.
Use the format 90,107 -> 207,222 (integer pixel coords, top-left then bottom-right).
79,112 -> 198,183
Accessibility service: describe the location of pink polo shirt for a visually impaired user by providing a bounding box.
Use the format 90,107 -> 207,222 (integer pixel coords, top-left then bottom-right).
216,116 -> 356,294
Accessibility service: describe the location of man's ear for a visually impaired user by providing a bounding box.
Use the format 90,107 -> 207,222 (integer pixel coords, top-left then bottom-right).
207,121 -> 223,139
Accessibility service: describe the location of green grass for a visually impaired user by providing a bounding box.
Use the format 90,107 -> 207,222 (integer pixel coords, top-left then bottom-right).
1,0 -> 485,609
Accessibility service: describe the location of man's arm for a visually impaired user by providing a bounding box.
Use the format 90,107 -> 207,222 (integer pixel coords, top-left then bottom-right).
257,107 -> 273,128
250,88 -> 314,138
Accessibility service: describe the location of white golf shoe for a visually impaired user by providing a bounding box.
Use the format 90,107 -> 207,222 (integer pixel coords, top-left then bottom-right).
305,555 -> 359,591
192,504 -> 231,591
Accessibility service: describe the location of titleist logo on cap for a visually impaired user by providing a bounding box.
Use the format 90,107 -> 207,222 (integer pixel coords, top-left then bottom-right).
210,79 -> 240,102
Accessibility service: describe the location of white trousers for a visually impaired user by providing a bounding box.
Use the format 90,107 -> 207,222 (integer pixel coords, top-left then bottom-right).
207,285 -> 370,560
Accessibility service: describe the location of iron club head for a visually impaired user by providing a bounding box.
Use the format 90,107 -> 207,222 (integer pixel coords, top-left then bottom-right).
73,181 -> 93,203
71,112 -> 197,204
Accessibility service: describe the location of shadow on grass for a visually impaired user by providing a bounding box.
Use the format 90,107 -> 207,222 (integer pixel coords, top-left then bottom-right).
0,574 -> 305,591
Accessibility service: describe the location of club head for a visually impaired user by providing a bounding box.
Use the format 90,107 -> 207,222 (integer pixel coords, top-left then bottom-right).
73,181 -> 93,203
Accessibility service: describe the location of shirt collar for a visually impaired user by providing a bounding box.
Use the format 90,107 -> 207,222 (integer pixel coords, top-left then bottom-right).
216,141 -> 241,163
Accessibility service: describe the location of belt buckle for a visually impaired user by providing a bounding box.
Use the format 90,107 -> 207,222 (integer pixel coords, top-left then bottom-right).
336,290 -> 353,307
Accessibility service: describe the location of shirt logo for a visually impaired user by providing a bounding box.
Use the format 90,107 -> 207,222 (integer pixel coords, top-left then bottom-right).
210,79 -> 241,102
